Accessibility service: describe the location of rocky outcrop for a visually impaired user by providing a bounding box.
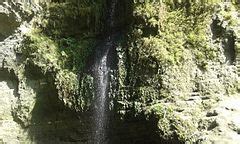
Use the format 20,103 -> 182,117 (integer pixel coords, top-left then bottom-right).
234,11 -> 240,76
0,1 -> 240,144
113,2 -> 240,143
0,1 -> 36,143
0,69 -> 23,143
0,1 -> 162,143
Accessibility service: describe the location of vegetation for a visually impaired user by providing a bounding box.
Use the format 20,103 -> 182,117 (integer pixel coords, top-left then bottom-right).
19,1 -> 102,111
133,2 -> 218,67
16,0 -> 240,142
115,1 -> 239,142
145,103 -> 199,142
37,1 -> 106,38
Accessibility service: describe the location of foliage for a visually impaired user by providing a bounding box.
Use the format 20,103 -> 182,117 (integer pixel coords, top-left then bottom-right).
59,37 -> 94,72
146,103 -> 198,142
133,2 -> 217,67
20,2 -> 99,111
115,2 -> 239,142
55,70 -> 79,106
117,3 -> 217,110
78,74 -> 95,111
21,29 -> 62,73
22,29 -> 94,73
36,1 -> 105,38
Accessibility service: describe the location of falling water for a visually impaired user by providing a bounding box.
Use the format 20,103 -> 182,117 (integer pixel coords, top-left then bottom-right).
93,0 -> 117,143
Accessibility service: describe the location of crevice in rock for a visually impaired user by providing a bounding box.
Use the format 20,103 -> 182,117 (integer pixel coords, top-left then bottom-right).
0,13 -> 20,41
211,18 -> 236,64
222,31 -> 236,64
211,19 -> 224,40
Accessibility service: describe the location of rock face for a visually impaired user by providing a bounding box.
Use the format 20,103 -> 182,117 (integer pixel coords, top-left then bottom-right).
0,1 -> 240,144
112,2 -> 240,143
203,95 -> 240,143
0,7 -> 19,41
0,2 -> 33,143
0,69 -> 22,143
0,1 -> 161,143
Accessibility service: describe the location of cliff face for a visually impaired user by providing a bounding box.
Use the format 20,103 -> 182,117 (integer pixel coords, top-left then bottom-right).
0,1 -> 240,144
0,1 -> 154,143
114,2 -> 240,143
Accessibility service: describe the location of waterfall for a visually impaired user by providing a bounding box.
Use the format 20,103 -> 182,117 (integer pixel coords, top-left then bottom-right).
93,44 -> 110,144
92,0 -> 117,143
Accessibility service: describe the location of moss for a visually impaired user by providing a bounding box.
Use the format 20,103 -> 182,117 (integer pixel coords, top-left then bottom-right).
58,37 -> 95,71
21,29 -> 62,73
78,74 -> 94,111
19,1 -> 101,112
145,103 -> 198,142
114,2 -> 239,142
22,28 -> 95,72
55,70 -> 78,104
147,104 -> 175,139
132,2 -> 217,68
35,1 -> 106,38
117,2 -> 217,107
15,1 -> 240,142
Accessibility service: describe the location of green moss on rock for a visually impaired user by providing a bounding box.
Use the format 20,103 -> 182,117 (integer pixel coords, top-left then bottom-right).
19,2 -> 100,112
114,1 -> 240,143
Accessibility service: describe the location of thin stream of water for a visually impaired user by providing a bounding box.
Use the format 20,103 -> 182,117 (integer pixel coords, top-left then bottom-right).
93,0 -> 117,143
